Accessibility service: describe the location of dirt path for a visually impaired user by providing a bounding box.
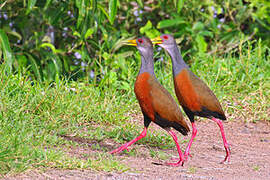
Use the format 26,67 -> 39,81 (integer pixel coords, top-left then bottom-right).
4,120 -> 270,180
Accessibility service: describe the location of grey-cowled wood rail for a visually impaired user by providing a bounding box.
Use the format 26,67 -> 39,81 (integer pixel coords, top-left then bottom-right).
110,37 -> 190,166
152,34 -> 230,164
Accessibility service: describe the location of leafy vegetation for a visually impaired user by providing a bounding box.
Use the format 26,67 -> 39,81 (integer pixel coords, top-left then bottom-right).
0,0 -> 269,83
0,0 -> 269,176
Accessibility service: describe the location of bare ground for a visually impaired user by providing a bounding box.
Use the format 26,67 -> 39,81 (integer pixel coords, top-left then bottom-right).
4,120 -> 270,180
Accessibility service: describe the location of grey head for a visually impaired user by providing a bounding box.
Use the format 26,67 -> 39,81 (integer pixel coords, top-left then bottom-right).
154,34 -> 177,51
136,37 -> 154,58
127,37 -> 155,75
152,34 -> 189,75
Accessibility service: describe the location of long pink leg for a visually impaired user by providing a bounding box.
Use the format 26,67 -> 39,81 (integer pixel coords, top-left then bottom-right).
165,130 -> 184,167
183,122 -> 197,163
211,117 -> 231,163
110,127 -> 147,154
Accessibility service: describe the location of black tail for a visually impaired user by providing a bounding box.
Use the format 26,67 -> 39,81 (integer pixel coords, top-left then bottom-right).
183,106 -> 226,121
154,113 -> 189,136
214,112 -> 226,120
172,122 -> 188,135
199,107 -> 226,121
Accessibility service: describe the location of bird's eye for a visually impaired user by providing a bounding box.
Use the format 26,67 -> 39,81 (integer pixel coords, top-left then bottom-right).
163,35 -> 168,40
138,39 -> 143,43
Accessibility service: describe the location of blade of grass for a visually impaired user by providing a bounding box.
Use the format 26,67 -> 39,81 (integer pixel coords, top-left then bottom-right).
108,0 -> 117,25
26,0 -> 37,14
24,53 -> 42,82
0,29 -> 15,74
177,0 -> 185,13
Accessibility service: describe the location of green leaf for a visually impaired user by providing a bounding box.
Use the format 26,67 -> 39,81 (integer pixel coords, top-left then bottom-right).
139,21 -> 160,38
177,0 -> 185,13
108,0 -> 118,25
25,53 -> 42,82
26,0 -> 37,14
47,61 -> 56,81
0,29 -> 15,74
140,20 -> 153,34
91,0 -> 97,11
136,0 -> 143,7
49,7 -> 64,25
16,55 -> 28,68
98,4 -> 109,20
16,55 -> 28,73
75,0 -> 86,28
44,0 -> 53,10
40,43 -> 57,54
192,22 -> 204,31
120,81 -> 131,91
84,28 -> 94,40
50,54 -> 63,75
198,30 -> 214,38
62,56 -> 70,73
195,35 -> 207,54
157,18 -> 186,29
73,31 -> 81,38
7,31 -> 22,40
41,50 -> 63,79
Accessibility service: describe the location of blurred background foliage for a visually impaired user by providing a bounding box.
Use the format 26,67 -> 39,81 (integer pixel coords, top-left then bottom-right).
0,0 -> 269,88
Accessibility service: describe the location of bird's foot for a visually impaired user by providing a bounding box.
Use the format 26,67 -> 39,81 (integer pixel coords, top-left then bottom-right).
164,159 -> 184,167
109,146 -> 130,154
184,152 -> 192,159
220,155 -> 230,164
183,150 -> 192,162
220,146 -> 231,164
169,153 -> 191,161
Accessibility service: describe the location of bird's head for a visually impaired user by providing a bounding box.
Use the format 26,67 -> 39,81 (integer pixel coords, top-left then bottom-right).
151,34 -> 176,50
127,37 -> 153,55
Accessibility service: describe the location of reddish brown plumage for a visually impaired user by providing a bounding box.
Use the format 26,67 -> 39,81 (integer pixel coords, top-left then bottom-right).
174,69 -> 201,112
134,72 -> 155,120
135,72 -> 190,133
174,68 -> 225,119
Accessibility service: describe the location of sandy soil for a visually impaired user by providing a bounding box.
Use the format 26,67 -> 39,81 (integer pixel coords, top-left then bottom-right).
4,120 -> 270,180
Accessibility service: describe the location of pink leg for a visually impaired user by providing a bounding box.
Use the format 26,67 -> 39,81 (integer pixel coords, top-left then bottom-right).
211,117 -> 231,163
165,130 -> 184,167
110,127 -> 147,154
183,122 -> 197,163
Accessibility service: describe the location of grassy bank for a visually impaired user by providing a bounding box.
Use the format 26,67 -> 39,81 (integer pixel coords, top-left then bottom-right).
0,41 -> 269,175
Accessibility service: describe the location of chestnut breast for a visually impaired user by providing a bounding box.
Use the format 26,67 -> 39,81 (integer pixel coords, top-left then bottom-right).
134,72 -> 155,120
135,72 -> 189,131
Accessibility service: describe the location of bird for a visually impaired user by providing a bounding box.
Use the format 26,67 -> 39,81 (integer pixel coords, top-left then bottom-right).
110,37 -> 190,166
151,34 -> 230,164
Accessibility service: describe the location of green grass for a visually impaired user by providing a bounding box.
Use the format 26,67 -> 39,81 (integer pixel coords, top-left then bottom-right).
0,41 -> 269,175
0,72 -> 134,175
188,166 -> 197,174
149,148 -> 171,160
252,165 -> 260,171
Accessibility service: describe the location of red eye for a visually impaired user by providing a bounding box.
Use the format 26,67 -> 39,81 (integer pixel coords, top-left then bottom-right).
138,39 -> 143,43
163,35 -> 168,40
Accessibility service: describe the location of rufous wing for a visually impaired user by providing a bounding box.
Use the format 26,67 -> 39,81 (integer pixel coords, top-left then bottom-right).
148,76 -> 190,133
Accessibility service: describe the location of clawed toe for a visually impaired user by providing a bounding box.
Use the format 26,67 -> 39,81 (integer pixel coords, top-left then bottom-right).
110,147 -> 130,154
165,161 -> 183,167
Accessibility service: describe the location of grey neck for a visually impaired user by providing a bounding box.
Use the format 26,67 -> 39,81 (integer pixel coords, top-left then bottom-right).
167,44 -> 189,76
138,49 -> 155,77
